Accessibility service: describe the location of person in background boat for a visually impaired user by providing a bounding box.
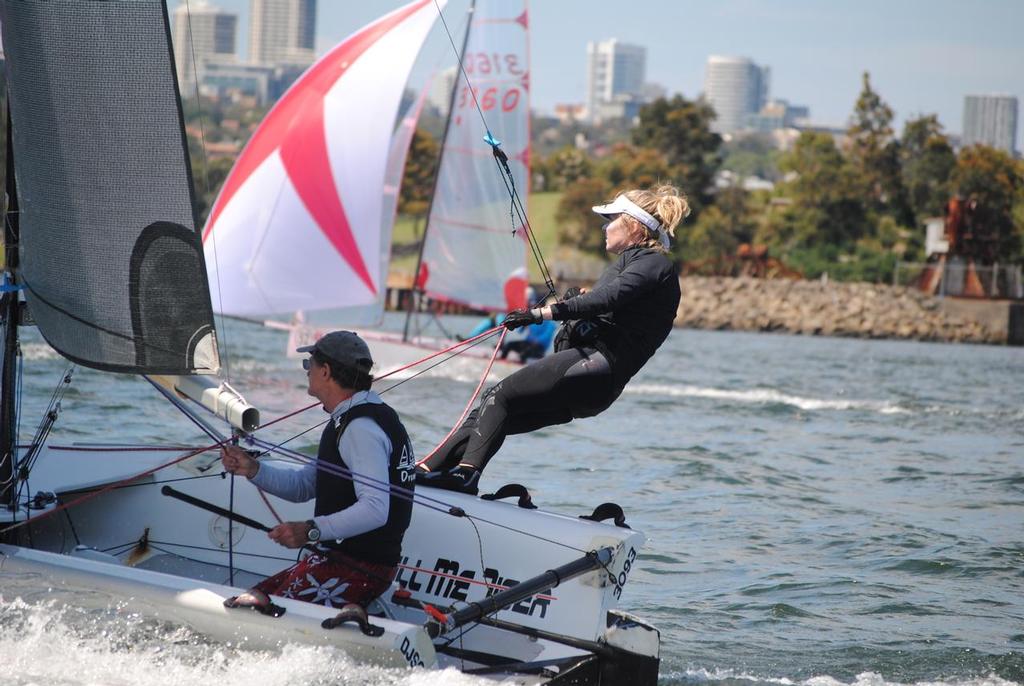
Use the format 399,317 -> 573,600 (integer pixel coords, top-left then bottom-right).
220,331 -> 416,612
418,184 -> 689,494
458,311 -> 505,341
499,292 -> 557,363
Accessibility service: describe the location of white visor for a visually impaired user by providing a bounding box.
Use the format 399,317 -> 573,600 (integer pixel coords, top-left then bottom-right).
592,195 -> 670,249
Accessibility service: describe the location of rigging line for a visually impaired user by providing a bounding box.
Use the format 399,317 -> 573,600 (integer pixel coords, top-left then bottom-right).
60,472 -> 224,494
241,428 -> 457,519
416,327 -> 506,466
243,434 -> 591,555
4,329 -> 507,526
464,512 -> 588,555
489,152 -> 556,297
182,0 -> 232,382
0,437 -> 230,535
376,328 -> 502,395
145,541 -> 273,579
432,0 -> 489,136
250,325 -> 507,435
488,145 -> 556,296
18,365 -> 73,478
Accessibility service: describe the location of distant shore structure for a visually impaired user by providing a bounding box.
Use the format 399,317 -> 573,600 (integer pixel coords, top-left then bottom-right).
585,38 -> 648,123
703,55 -> 770,136
962,94 -> 1018,155
249,0 -> 317,68
170,0 -> 237,90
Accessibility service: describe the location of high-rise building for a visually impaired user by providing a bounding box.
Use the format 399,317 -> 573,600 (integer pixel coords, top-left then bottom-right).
249,0 -> 317,68
586,39 -> 646,123
703,55 -> 770,136
427,66 -> 458,113
171,1 -> 237,91
962,94 -> 1018,154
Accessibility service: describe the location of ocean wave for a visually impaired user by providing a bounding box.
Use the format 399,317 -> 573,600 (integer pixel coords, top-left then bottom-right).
626,384 -> 909,414
674,668 -> 1020,686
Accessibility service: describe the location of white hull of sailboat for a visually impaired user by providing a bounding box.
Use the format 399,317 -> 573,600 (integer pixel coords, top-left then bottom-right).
0,543 -> 437,668
3,446 -> 658,682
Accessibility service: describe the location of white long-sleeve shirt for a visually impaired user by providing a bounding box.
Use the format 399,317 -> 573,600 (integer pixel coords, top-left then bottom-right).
250,390 -> 391,542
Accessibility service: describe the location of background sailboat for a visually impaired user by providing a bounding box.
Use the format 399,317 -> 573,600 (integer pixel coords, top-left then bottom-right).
202,0 -> 533,380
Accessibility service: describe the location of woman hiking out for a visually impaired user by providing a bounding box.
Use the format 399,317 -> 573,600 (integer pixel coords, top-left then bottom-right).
417,184 -> 689,494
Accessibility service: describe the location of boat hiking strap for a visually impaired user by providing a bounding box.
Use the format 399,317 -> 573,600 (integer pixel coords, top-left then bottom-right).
480,483 -> 537,509
223,590 -> 286,618
321,603 -> 385,637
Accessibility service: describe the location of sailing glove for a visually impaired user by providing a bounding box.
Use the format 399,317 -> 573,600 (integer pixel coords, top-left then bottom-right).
503,308 -> 542,330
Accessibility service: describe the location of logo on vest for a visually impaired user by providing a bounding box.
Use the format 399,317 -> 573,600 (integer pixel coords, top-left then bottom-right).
397,442 -> 415,482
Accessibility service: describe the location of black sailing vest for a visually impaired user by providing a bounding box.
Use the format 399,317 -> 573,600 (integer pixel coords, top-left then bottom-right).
314,401 -> 415,566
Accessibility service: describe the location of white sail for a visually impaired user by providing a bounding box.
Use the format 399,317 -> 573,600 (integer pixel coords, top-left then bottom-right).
202,0 -> 444,317
418,0 -> 531,312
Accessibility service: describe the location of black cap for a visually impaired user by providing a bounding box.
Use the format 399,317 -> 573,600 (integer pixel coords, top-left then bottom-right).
296,330 -> 373,370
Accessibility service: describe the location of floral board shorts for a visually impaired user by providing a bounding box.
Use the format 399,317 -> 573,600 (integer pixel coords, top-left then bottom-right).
252,550 -> 397,608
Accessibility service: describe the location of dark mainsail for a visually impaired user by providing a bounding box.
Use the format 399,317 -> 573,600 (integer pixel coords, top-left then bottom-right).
0,0 -> 219,374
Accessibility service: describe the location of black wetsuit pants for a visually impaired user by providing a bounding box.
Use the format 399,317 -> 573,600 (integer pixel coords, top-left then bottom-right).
421,347 -> 623,473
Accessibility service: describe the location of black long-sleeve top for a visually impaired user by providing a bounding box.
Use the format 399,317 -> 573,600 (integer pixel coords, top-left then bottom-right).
549,246 -> 681,383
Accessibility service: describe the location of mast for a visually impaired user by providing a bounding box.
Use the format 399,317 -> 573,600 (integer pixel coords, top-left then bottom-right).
1,105 -> 20,518
402,0 -> 477,343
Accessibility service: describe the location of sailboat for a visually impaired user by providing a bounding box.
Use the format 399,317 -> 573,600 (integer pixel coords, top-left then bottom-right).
202,0 -> 534,380
0,1 -> 660,683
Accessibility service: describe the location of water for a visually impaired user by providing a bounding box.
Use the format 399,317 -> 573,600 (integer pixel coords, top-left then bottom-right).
3,317 -> 1022,686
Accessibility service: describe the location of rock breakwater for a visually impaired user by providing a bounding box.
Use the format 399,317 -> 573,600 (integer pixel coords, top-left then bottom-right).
676,277 -> 999,344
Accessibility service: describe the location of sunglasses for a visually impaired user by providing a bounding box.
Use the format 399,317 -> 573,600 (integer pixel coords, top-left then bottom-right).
302,357 -> 313,371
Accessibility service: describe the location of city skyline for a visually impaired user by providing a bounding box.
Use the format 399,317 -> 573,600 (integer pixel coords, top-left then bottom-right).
170,0 -> 1024,150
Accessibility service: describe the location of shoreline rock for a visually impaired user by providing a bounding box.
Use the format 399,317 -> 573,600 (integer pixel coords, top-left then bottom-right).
675,277 -> 1001,344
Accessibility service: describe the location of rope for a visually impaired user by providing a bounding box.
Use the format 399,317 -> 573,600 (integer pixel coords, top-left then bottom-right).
0,326 -> 505,535
416,327 -> 506,466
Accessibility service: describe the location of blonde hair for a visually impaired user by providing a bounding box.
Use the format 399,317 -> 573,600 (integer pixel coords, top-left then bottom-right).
621,184 -> 691,253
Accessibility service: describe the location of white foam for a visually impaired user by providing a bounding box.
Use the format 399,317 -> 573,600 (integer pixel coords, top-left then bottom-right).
0,597 -> 487,686
678,667 -> 1020,686
626,384 -> 909,414
19,343 -> 60,361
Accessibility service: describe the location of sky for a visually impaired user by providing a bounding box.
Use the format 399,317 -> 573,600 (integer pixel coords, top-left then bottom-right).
174,0 -> 1024,149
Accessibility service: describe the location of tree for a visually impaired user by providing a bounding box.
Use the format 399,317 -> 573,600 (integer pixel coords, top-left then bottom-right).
680,187 -> 756,264
542,145 -> 594,191
721,132 -> 782,181
846,72 -> 910,223
594,143 -> 672,190
775,131 -> 866,248
952,145 -> 1024,263
191,156 -> 236,225
900,115 -> 955,223
399,128 -> 440,216
631,95 -> 722,216
555,177 -> 613,255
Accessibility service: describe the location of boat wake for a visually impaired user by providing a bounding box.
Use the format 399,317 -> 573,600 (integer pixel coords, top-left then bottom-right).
626,384 -> 910,414
0,596 -> 485,686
